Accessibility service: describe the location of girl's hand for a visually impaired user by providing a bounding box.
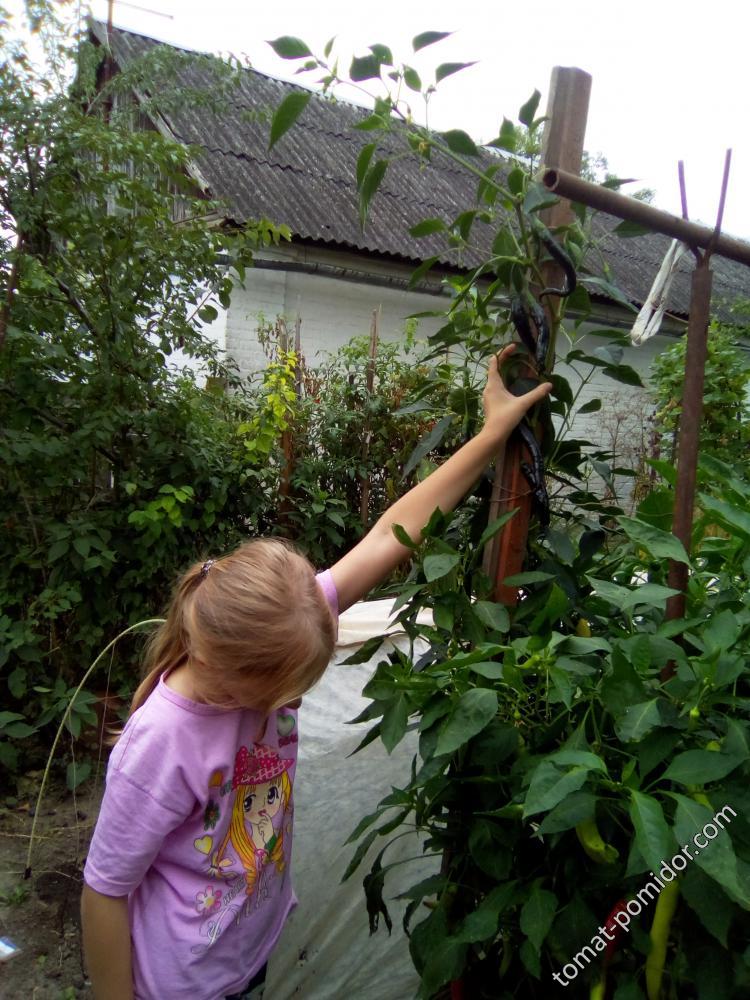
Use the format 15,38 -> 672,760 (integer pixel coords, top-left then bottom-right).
482,343 -> 553,440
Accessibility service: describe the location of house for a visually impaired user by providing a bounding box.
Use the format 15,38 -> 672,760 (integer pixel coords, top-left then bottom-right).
91,21 -> 750,460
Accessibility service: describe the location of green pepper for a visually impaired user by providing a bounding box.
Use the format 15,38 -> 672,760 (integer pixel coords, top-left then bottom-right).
645,879 -> 680,1000
575,817 -> 619,865
590,976 -> 606,1000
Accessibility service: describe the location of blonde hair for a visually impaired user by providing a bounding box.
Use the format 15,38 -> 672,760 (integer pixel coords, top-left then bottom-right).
217,771 -> 292,896
129,538 -> 336,717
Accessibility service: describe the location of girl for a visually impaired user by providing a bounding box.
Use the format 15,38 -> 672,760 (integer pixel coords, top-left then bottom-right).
81,346 -> 551,1000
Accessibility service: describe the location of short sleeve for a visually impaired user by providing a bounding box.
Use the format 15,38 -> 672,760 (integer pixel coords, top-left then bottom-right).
83,768 -> 193,896
315,569 -> 339,620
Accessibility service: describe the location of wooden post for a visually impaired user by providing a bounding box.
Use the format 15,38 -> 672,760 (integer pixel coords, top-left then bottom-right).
359,308 -> 380,529
488,67 -> 591,603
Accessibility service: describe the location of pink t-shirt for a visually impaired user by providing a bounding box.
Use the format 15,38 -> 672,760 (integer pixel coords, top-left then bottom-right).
84,570 -> 338,1000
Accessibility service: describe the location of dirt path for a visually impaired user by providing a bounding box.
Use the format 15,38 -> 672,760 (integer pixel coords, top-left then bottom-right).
0,773 -> 102,998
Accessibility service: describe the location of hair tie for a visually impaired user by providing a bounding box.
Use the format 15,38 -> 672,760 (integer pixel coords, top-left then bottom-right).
200,559 -> 215,579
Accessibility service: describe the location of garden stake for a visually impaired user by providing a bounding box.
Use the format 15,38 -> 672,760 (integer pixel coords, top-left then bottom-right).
664,151 -> 731,648
24,618 -> 164,880
489,66 -> 591,606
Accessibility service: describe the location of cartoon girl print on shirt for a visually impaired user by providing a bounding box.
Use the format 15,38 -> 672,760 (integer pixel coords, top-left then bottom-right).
217,745 -> 293,902
190,743 -> 295,953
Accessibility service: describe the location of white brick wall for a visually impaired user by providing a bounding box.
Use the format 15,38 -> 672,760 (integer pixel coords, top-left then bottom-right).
218,245 -> 681,474
224,262 -> 446,375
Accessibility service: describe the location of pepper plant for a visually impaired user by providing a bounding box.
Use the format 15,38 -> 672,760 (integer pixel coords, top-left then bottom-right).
266,32 -> 750,999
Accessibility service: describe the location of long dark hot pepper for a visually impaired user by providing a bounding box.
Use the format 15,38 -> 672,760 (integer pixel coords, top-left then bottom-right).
534,222 -> 577,300
516,418 -> 550,527
503,225 -> 578,527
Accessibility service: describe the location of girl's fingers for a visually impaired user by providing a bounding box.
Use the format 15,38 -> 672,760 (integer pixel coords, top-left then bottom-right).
522,381 -> 554,408
494,343 -> 516,367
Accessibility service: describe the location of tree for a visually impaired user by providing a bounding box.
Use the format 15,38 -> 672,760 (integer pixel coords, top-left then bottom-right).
0,2 -> 287,767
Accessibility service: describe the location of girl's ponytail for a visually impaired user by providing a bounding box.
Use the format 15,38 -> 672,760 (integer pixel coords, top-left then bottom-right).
128,562 -> 204,716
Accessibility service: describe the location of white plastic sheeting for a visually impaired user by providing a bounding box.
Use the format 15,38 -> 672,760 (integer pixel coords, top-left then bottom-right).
265,600 -> 437,1000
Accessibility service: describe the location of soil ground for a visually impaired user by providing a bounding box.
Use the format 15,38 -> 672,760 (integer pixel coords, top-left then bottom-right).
0,771 -> 102,999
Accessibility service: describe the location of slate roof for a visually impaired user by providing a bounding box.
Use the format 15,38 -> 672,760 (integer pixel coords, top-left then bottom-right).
93,22 -> 750,320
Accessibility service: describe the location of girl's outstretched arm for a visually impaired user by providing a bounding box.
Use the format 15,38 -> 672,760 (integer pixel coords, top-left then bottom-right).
330,345 -> 552,612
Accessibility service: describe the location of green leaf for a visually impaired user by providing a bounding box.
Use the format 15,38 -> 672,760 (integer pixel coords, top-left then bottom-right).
73,537 -> 90,558
551,750 -> 608,773
381,695 -> 410,754
440,129 -> 479,156
268,91 -> 311,150
48,539 -> 69,561
671,795 -> 750,907
356,143 -> 376,189
629,790 -> 675,873
360,159 -> 388,226
341,829 -> 379,881
615,700 -> 663,742
350,53 -> 382,81
601,648 -> 648,714
408,255 -> 440,289
489,118 -> 517,152
520,884 -> 557,951
616,516 -> 690,564
581,275 -> 637,312
412,30 -> 452,52
198,304 -> 218,323
523,183 -> 559,215
341,634 -> 386,665
702,609 -> 741,653
409,218 -> 446,238
468,661 -> 505,679
66,759 -> 92,790
435,62 -> 476,83
621,583 -> 682,611
436,689 -> 498,756
614,219 -> 651,237
472,601 -> 509,632
637,730 -> 681,779
391,523 -> 418,549
369,43 -> 393,65
518,89 -> 542,126
523,761 -> 591,817
423,552 -> 460,582
455,883 -> 517,943
403,66 -> 422,92
503,571 -> 555,586
578,398 -> 602,414
538,791 -> 597,834
699,494 -> 750,540
402,415 -> 453,479
662,750 -> 746,786
681,866 -> 735,947
8,667 -> 27,699
267,36 -> 312,59
477,509 -> 518,549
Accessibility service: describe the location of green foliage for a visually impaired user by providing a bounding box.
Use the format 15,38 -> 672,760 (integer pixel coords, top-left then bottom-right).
345,461 -> 750,998
651,320 -> 750,474
268,324 -> 452,566
268,31 -> 750,1000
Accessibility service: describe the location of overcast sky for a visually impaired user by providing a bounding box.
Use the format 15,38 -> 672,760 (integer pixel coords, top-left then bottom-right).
16,1 -> 750,240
